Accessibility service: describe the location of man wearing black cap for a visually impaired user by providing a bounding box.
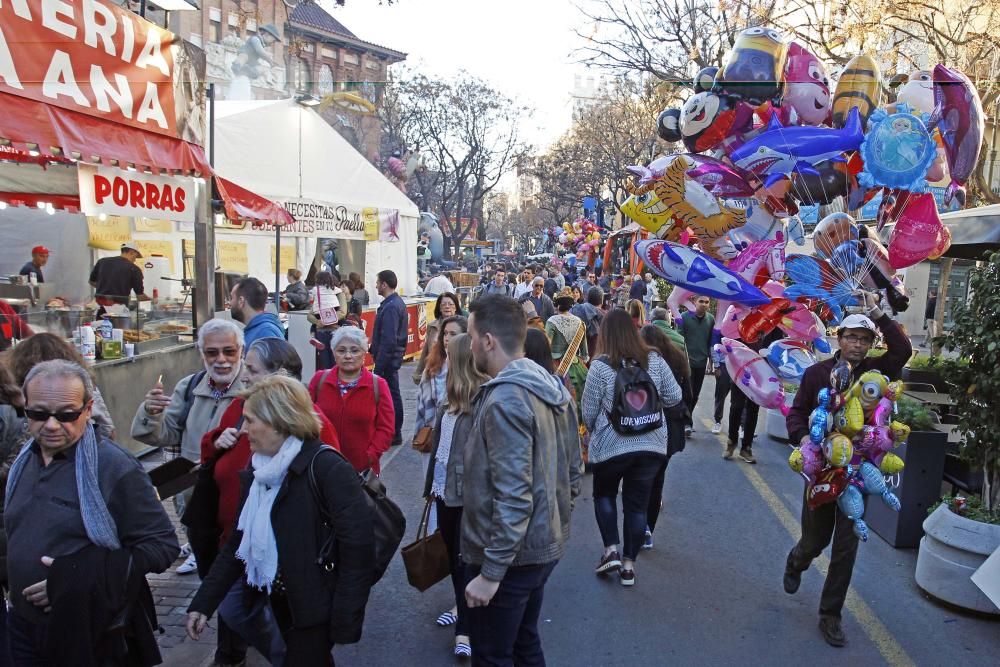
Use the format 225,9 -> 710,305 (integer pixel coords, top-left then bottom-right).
89,243 -> 150,313
782,291 -> 912,647
19,246 -> 49,283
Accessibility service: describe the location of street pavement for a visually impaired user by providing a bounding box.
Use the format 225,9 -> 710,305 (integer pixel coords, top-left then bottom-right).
154,364 -> 999,666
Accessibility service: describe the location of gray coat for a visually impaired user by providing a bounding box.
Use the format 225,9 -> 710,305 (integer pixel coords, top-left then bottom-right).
423,408 -> 475,506
461,359 -> 583,581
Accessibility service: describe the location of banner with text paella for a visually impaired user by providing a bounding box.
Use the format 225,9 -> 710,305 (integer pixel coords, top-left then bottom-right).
0,0 -> 206,145
223,198 -> 399,241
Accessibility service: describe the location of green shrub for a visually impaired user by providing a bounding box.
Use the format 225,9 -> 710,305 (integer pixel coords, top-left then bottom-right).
894,395 -> 937,432
934,251 -> 1000,513
929,494 -> 1000,525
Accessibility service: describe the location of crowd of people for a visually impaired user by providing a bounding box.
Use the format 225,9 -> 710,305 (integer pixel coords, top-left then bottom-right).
0,255 -> 913,665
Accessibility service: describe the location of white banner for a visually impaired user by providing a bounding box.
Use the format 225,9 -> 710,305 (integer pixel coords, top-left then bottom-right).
78,165 -> 196,223
231,198 -> 391,240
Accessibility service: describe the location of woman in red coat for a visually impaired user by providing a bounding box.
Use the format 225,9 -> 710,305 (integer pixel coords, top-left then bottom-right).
308,325 -> 394,474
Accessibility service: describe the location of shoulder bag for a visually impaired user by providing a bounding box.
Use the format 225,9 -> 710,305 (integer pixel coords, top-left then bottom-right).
316,288 -> 339,327
400,498 -> 451,592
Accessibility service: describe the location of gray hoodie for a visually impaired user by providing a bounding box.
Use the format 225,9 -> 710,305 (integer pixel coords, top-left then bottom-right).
461,358 -> 583,581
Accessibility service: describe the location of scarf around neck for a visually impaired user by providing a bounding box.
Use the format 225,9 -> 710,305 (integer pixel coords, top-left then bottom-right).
236,436 -> 304,591
5,424 -> 120,550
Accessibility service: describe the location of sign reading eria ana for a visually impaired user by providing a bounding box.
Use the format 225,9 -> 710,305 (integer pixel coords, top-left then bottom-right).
78,164 -> 195,222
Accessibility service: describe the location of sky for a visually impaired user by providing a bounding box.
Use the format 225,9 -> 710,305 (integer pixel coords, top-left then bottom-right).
325,0 -> 598,150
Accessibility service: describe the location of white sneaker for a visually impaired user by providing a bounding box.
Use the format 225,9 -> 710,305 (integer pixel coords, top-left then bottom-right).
179,543 -> 192,558
176,553 -> 198,575
684,426 -> 693,437
712,422 -> 722,434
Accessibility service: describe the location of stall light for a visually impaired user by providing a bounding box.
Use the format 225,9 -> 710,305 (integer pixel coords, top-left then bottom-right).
147,0 -> 199,10
295,94 -> 321,107
98,213 -> 108,221
36,202 -> 46,209
45,203 -> 55,215
0,202 -> 7,210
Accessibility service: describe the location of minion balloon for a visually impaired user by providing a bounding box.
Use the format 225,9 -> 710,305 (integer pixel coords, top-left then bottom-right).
715,27 -> 788,105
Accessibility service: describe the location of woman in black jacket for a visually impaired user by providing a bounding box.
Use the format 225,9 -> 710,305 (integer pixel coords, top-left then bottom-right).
187,375 -> 375,665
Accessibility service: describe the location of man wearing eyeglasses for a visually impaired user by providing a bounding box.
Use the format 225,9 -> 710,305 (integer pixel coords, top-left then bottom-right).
130,319 -> 248,584
782,291 -> 912,648
5,360 -> 177,664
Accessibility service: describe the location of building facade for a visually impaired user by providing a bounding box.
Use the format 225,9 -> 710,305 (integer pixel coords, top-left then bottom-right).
167,1 -> 405,157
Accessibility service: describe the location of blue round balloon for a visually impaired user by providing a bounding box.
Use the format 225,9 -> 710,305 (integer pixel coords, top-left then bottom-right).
859,105 -> 937,192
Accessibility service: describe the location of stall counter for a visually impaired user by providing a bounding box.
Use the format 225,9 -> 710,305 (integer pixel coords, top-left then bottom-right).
92,341 -> 203,456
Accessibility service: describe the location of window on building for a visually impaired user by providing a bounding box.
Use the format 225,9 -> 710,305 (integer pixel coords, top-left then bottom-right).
293,58 -> 312,93
209,21 -> 221,44
317,65 -> 335,96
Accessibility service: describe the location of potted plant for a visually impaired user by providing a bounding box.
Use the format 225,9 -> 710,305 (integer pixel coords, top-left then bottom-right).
902,353 -> 947,392
915,250 -> 1000,614
866,396 -> 948,548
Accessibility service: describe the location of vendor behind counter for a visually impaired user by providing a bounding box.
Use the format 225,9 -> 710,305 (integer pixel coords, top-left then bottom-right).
89,243 -> 149,312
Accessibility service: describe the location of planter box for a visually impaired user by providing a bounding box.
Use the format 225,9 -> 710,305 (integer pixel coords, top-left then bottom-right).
867,429 -> 947,548
916,505 -> 1000,615
902,367 -> 947,392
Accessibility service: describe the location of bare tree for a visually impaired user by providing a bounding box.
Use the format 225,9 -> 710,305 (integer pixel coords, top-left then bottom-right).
575,0 -> 789,83
379,68 -> 531,258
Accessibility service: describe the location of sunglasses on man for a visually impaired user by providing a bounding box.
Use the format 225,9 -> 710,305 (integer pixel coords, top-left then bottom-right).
25,406 -> 87,423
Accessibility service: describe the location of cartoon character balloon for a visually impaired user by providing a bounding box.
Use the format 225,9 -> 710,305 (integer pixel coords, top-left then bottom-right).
680,91 -> 755,153
764,339 -> 818,386
832,54 -> 883,129
717,338 -> 790,414
895,70 -> 934,114
930,64 -> 985,206
859,106 -> 938,192
779,41 -> 831,126
714,27 -> 788,104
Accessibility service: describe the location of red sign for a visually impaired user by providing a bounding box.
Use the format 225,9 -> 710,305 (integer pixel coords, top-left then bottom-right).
0,0 -> 186,139
357,302 -> 427,366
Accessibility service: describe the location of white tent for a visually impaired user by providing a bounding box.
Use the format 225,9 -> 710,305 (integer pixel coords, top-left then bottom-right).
211,99 -> 420,296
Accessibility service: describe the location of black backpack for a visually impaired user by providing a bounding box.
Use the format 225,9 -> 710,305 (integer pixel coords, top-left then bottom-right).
595,356 -> 663,435
308,446 -> 405,584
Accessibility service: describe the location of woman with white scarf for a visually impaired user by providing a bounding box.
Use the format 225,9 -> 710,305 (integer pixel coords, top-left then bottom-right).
187,375 -> 375,666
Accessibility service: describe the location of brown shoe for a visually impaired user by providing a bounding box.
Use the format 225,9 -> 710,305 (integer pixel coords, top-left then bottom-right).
595,550 -> 621,575
739,448 -> 757,464
723,442 -> 736,460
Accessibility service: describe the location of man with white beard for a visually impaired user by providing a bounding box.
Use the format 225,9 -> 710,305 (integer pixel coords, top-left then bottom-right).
131,319 -> 248,577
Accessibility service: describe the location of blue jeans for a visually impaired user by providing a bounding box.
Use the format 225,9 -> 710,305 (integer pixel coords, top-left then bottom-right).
465,561 -> 557,667
592,453 -> 664,560
218,581 -> 286,666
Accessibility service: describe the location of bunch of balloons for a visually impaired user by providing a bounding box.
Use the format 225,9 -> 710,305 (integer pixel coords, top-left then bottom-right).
787,363 -> 909,541
554,219 -> 605,260
623,27 -> 984,414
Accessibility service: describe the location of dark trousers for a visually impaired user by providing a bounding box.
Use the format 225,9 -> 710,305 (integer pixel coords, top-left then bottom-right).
315,328 -> 334,370
713,366 -> 731,423
728,384 -> 760,451
646,457 -> 671,533
686,364 -> 707,427
376,363 -> 404,441
786,487 -> 860,619
0,592 -> 11,666
7,610 -> 48,666
270,594 -> 335,665
465,561 -> 557,667
592,453 -> 664,560
436,500 -> 469,637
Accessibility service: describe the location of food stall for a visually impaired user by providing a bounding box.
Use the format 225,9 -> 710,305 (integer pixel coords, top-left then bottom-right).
0,1 -> 291,452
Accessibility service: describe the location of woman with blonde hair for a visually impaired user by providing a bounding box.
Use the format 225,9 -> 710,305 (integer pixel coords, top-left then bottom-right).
423,333 -> 489,658
626,299 -> 646,328
188,375 -> 375,664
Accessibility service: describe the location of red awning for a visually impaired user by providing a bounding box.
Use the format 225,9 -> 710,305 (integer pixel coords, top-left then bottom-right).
214,176 -> 293,226
0,92 -> 209,175
1,92 -> 292,225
